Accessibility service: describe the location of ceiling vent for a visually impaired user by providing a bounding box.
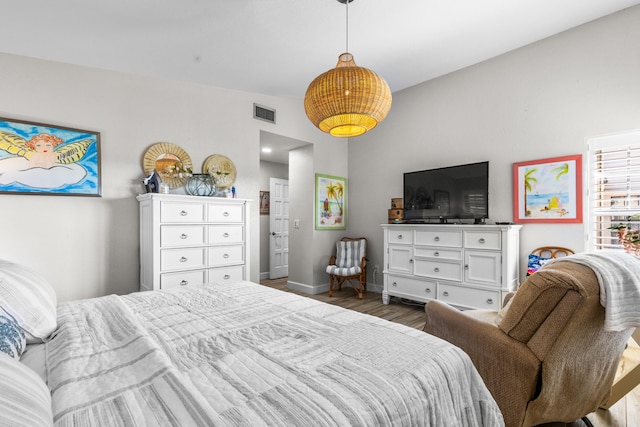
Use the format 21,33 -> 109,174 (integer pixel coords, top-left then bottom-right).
253,103 -> 276,124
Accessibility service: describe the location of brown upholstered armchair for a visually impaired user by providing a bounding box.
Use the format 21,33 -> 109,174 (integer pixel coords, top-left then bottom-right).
423,259 -> 633,427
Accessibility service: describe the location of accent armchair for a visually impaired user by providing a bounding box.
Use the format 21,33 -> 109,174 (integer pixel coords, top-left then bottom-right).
423,259 -> 633,427
326,237 -> 367,299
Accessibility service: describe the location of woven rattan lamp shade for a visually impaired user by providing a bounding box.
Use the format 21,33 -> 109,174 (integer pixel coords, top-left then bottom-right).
304,53 -> 392,138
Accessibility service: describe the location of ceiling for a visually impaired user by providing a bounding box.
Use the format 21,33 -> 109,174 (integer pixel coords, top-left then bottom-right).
3,0 -> 639,163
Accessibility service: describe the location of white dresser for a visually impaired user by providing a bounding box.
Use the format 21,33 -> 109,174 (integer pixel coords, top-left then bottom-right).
382,224 -> 521,310
137,193 -> 250,292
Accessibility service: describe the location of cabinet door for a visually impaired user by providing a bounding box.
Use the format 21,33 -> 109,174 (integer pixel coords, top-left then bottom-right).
388,245 -> 413,274
464,250 -> 501,287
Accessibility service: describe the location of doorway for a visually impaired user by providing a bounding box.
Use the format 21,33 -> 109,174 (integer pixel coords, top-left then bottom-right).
259,130 -> 310,280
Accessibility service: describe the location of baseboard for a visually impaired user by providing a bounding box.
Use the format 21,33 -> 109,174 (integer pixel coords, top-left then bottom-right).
286,280 -> 382,295
259,272 -> 270,281
286,280 -> 328,294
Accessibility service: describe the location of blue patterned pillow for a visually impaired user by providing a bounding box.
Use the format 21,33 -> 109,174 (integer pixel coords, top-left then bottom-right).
526,254 -> 552,277
0,307 -> 26,360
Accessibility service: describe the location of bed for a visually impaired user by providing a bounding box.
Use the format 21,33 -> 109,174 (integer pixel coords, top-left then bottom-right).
0,260 -> 504,426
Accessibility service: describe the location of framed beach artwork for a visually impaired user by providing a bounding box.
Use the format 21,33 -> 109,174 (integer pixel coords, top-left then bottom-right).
513,154 -> 582,224
315,173 -> 347,230
0,117 -> 101,196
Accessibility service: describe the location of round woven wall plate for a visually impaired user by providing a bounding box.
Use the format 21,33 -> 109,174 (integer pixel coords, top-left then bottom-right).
203,154 -> 236,189
143,142 -> 193,188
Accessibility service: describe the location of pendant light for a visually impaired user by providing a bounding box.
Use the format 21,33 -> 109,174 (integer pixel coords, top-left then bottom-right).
304,0 -> 392,138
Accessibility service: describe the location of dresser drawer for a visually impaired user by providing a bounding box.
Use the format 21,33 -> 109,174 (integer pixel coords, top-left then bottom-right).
161,225 -> 206,247
160,270 -> 206,290
207,204 -> 244,222
208,225 -> 244,244
161,248 -> 206,271
160,202 -> 205,223
387,275 -> 437,301
415,230 -> 462,248
438,283 -> 500,310
464,230 -> 501,250
208,265 -> 244,283
414,259 -> 461,281
208,245 -> 244,267
414,246 -> 461,261
388,229 -> 413,244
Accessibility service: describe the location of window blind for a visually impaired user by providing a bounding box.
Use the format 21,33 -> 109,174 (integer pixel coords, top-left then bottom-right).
587,131 -> 640,251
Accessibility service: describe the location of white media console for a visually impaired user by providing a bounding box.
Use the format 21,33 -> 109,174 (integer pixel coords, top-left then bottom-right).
382,223 -> 522,310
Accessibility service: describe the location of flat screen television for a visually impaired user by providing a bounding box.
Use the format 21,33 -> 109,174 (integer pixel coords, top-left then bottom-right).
403,161 -> 489,223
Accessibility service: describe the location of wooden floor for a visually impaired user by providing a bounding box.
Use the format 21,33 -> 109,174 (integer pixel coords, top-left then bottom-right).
259,277 -> 640,427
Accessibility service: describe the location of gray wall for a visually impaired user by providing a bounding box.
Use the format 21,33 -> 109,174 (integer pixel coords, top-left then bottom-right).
348,5 -> 640,285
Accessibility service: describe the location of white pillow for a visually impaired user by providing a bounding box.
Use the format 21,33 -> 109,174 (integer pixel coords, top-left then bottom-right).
0,353 -> 53,426
0,260 -> 57,341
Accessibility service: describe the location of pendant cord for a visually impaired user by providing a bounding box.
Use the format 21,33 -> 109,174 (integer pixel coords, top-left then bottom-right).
345,0 -> 349,53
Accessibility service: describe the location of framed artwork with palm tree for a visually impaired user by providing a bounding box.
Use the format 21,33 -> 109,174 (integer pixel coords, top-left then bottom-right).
315,173 -> 347,230
513,154 -> 582,223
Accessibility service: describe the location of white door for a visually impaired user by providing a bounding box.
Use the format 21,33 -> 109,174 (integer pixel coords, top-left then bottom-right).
269,177 -> 289,279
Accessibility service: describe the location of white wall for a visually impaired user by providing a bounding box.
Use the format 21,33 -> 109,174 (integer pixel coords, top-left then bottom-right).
348,5 -> 640,284
0,52 -> 344,302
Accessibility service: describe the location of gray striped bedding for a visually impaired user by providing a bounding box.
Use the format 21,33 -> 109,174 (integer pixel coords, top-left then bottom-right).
46,281 -> 504,426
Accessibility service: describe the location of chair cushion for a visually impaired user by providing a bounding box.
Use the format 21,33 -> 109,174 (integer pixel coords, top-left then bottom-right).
335,239 -> 366,269
326,265 -> 362,276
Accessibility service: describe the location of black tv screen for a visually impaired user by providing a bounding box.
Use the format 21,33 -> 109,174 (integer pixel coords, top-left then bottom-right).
403,161 -> 489,222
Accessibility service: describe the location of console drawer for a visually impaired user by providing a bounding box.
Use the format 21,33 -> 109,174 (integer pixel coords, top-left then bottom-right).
387,275 -> 436,301
388,229 -> 413,244
464,230 -> 501,250
438,283 -> 500,310
414,246 -> 461,261
414,259 -> 462,282
415,230 -> 462,248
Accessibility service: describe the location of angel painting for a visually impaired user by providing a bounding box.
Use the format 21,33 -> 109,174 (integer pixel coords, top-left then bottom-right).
0,118 -> 100,196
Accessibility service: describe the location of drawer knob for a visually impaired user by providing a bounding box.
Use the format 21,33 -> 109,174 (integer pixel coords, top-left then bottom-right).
425,287 -> 431,293
224,274 -> 231,279
180,210 -> 188,216
434,251 -> 439,257
392,282 -> 398,287
443,291 -> 449,297
180,233 -> 188,239
487,298 -> 494,305
434,236 -> 440,242
180,280 -> 188,286
223,212 -> 230,217
434,267 -> 440,273
479,238 -> 486,244
223,232 -> 230,238
397,235 -> 403,239
180,257 -> 188,262
223,253 -> 229,258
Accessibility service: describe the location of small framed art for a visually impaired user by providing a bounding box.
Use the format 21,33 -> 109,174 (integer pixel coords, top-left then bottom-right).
513,154 -> 582,223
315,173 -> 347,230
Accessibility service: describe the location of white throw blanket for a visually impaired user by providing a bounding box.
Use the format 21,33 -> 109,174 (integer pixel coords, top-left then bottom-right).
543,251 -> 640,331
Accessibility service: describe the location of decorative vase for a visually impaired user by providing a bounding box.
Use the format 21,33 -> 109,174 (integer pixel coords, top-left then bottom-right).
184,174 -> 217,196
